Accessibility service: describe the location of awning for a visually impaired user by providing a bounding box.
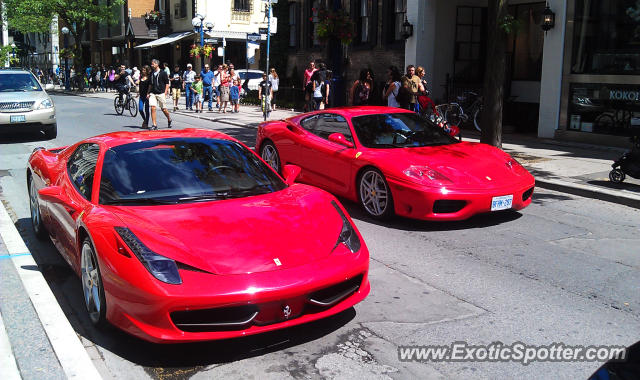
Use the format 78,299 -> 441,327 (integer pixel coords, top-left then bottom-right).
135,31 -> 194,49
205,30 -> 264,41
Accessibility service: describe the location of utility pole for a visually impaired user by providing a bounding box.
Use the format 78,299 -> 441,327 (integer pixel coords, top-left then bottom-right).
1,1 -> 9,67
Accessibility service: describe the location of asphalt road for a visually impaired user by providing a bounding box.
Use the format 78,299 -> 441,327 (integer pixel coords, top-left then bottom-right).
1,94 -> 639,379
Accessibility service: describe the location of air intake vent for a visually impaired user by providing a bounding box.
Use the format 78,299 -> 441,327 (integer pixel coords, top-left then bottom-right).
433,200 -> 467,214
522,187 -> 534,201
308,275 -> 363,307
170,305 -> 259,332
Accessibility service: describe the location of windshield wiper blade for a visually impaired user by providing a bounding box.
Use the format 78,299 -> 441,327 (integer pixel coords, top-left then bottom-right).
103,197 -> 176,205
177,193 -> 229,202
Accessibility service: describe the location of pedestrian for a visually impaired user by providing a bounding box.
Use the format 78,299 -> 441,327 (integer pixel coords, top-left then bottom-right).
415,66 -> 428,94
132,67 -> 140,85
311,71 -> 324,111
108,68 -> 115,92
218,64 -> 230,113
323,70 -> 332,109
170,65 -> 183,111
402,65 -> 421,112
258,73 -> 273,116
384,66 -> 402,108
163,62 -> 171,77
230,78 -> 240,113
201,63 -> 215,111
350,68 -> 373,106
182,63 -> 196,110
137,65 -> 151,128
303,61 -> 316,111
192,74 -> 203,113
268,68 -> 279,111
213,64 -> 223,109
148,59 -> 172,129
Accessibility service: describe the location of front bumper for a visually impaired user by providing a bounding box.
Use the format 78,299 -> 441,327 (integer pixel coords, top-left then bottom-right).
95,234 -> 370,343
388,176 -> 535,221
0,108 -> 56,133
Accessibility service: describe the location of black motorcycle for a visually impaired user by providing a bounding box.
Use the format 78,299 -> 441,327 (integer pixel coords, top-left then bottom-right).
609,133 -> 640,183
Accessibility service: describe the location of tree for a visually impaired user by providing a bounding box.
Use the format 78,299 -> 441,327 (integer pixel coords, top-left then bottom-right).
5,0 -> 123,67
480,0 -> 509,148
0,45 -> 19,66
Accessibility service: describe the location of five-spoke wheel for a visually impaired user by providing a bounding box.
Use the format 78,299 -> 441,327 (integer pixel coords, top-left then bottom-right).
358,168 -> 394,219
28,176 -> 46,239
260,141 -> 281,174
81,238 -> 108,328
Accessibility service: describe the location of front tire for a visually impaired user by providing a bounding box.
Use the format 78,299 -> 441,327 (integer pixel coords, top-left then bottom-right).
28,175 -> 47,240
609,169 -> 626,183
260,141 -> 281,174
473,106 -> 483,131
81,238 -> 108,328
44,125 -> 57,140
358,168 -> 394,220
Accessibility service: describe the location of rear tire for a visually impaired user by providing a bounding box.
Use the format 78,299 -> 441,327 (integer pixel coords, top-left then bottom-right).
114,96 -> 124,115
609,169 -> 625,183
128,97 -> 138,117
473,106 -> 483,131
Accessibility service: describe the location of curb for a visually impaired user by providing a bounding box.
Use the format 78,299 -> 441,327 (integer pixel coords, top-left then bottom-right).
0,203 -> 102,379
535,178 -> 640,209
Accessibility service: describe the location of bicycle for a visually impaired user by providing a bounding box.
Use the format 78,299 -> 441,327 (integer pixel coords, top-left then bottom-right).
261,93 -> 271,121
441,91 -> 483,131
114,87 -> 138,117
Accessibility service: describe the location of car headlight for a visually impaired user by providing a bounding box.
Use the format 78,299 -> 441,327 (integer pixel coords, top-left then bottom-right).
114,227 -> 182,284
36,98 -> 54,109
403,165 -> 452,183
331,201 -> 361,253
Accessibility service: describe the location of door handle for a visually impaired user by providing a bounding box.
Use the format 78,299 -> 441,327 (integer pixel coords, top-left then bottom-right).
286,124 -> 303,134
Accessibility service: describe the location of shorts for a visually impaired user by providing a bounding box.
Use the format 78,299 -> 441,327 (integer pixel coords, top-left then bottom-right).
148,93 -> 167,109
194,94 -> 202,103
172,88 -> 181,100
231,99 -> 239,105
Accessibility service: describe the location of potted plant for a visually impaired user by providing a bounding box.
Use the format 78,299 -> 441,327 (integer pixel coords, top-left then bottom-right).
144,10 -> 162,27
313,7 -> 355,45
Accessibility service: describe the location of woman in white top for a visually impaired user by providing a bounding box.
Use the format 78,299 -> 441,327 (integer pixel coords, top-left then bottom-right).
311,71 -> 324,110
268,68 -> 279,111
384,67 -> 402,108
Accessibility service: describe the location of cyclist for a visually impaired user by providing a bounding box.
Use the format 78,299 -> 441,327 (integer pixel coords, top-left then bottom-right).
258,73 -> 272,118
113,65 -> 135,104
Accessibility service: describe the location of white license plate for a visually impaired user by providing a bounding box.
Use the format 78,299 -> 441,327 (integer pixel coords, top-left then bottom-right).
10,115 -> 26,123
491,195 -> 513,211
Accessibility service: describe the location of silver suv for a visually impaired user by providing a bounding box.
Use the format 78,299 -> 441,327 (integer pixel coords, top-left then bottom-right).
0,68 -> 57,139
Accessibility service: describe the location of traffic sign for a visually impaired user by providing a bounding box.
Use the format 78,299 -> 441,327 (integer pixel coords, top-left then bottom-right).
258,27 -> 269,34
247,33 -> 261,42
204,38 -> 217,44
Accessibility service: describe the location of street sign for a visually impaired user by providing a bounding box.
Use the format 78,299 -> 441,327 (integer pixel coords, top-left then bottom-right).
259,27 -> 268,35
247,33 -> 261,42
204,38 -> 217,44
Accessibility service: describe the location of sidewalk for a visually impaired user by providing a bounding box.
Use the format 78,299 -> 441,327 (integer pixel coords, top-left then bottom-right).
50,88 -> 640,208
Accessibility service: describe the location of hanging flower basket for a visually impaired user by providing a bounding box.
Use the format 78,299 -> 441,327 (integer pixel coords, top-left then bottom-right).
314,7 -> 355,45
189,44 -> 214,59
144,10 -> 162,27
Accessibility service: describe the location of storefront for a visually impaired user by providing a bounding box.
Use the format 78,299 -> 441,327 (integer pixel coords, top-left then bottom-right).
558,0 -> 640,144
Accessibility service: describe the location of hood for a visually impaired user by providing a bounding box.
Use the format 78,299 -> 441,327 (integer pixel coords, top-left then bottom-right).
109,185 -> 343,275
0,90 -> 49,105
373,142 -> 532,190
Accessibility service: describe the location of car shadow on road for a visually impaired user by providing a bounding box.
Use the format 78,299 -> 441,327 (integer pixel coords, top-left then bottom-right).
587,179 -> 640,193
14,217 -> 358,370
0,131 -> 53,144
337,197 -> 524,232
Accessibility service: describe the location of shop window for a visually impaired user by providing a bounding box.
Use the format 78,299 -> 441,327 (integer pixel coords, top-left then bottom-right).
305,0 -> 323,48
383,0 -> 405,44
506,2 -> 545,81
453,7 -> 486,83
180,0 -> 187,19
289,2 -> 299,48
352,0 -> 375,45
233,0 -> 250,12
572,0 -> 640,75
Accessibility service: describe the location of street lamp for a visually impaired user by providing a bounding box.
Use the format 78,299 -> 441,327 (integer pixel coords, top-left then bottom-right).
61,26 -> 70,91
192,14 -> 214,71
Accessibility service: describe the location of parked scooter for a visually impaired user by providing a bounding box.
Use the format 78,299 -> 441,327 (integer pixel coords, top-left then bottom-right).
609,133 -> 640,183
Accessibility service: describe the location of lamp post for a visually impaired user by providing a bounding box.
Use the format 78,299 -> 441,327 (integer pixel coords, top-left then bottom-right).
61,26 -> 70,91
192,14 -> 213,71
10,42 -> 15,66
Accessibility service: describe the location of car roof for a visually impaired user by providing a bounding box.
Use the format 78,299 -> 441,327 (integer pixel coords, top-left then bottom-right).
82,128 -> 240,149
0,68 -> 33,74
288,106 -> 415,121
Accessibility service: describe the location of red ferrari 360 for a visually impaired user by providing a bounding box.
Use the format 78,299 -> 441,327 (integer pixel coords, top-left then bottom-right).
257,106 -> 535,221
27,129 -> 369,343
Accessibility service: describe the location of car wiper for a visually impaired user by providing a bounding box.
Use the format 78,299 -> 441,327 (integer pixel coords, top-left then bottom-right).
226,185 -> 274,198
375,143 -> 406,148
177,193 -> 229,202
103,197 -> 176,205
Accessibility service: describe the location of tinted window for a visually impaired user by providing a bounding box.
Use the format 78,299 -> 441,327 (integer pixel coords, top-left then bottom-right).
67,144 -> 100,200
313,114 -> 352,142
300,114 -> 320,132
351,112 -> 459,148
99,138 -> 287,205
238,72 -> 264,80
0,73 -> 42,92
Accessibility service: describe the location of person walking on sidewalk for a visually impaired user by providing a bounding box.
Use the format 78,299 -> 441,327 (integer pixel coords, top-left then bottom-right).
303,61 -> 316,112
213,64 -> 223,109
170,65 -> 183,111
148,59 -> 172,130
218,64 -> 230,113
230,79 -> 240,113
183,63 -> 196,110
269,68 -> 279,111
137,65 -> 151,128
192,75 -> 203,113
201,64 -> 215,111
350,68 -> 372,106
402,65 -> 421,112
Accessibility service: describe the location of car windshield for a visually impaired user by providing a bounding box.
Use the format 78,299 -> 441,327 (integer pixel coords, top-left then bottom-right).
351,112 -> 459,148
99,138 -> 286,205
238,71 -> 263,80
0,73 -> 42,92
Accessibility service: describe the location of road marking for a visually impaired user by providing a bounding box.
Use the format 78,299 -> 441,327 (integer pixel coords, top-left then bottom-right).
0,204 -> 102,379
0,311 -> 21,380
0,253 -> 31,260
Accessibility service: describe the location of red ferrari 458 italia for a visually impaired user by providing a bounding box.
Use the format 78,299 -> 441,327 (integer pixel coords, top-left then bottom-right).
257,106 -> 535,221
27,129 -> 369,343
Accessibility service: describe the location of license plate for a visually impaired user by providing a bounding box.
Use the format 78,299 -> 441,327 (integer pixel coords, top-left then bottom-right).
491,195 -> 513,211
10,115 -> 26,123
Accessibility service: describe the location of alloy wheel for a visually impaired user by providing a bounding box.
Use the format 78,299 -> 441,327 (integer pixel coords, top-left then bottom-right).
261,143 -> 280,173
359,170 -> 390,217
81,242 -> 102,325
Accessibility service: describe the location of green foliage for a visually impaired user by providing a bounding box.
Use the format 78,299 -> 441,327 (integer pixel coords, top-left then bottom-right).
499,14 -> 522,35
0,45 -> 20,66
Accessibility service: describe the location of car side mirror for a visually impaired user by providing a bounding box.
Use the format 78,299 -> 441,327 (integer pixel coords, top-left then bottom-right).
282,164 -> 301,186
328,133 -> 354,148
39,186 -> 81,213
45,84 -> 55,91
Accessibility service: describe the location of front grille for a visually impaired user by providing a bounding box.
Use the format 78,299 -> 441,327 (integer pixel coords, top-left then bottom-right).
0,101 -> 35,112
433,200 -> 467,214
522,187 -> 534,201
170,274 -> 365,333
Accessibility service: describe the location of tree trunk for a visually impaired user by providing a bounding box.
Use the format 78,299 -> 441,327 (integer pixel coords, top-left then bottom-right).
480,0 -> 509,148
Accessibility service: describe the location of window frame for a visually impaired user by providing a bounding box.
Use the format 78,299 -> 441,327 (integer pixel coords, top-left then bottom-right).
66,143 -> 101,202
233,0 -> 251,12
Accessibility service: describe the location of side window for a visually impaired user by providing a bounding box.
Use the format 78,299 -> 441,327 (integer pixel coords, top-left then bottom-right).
300,114 -> 319,132
314,114 -> 353,142
67,143 -> 100,201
